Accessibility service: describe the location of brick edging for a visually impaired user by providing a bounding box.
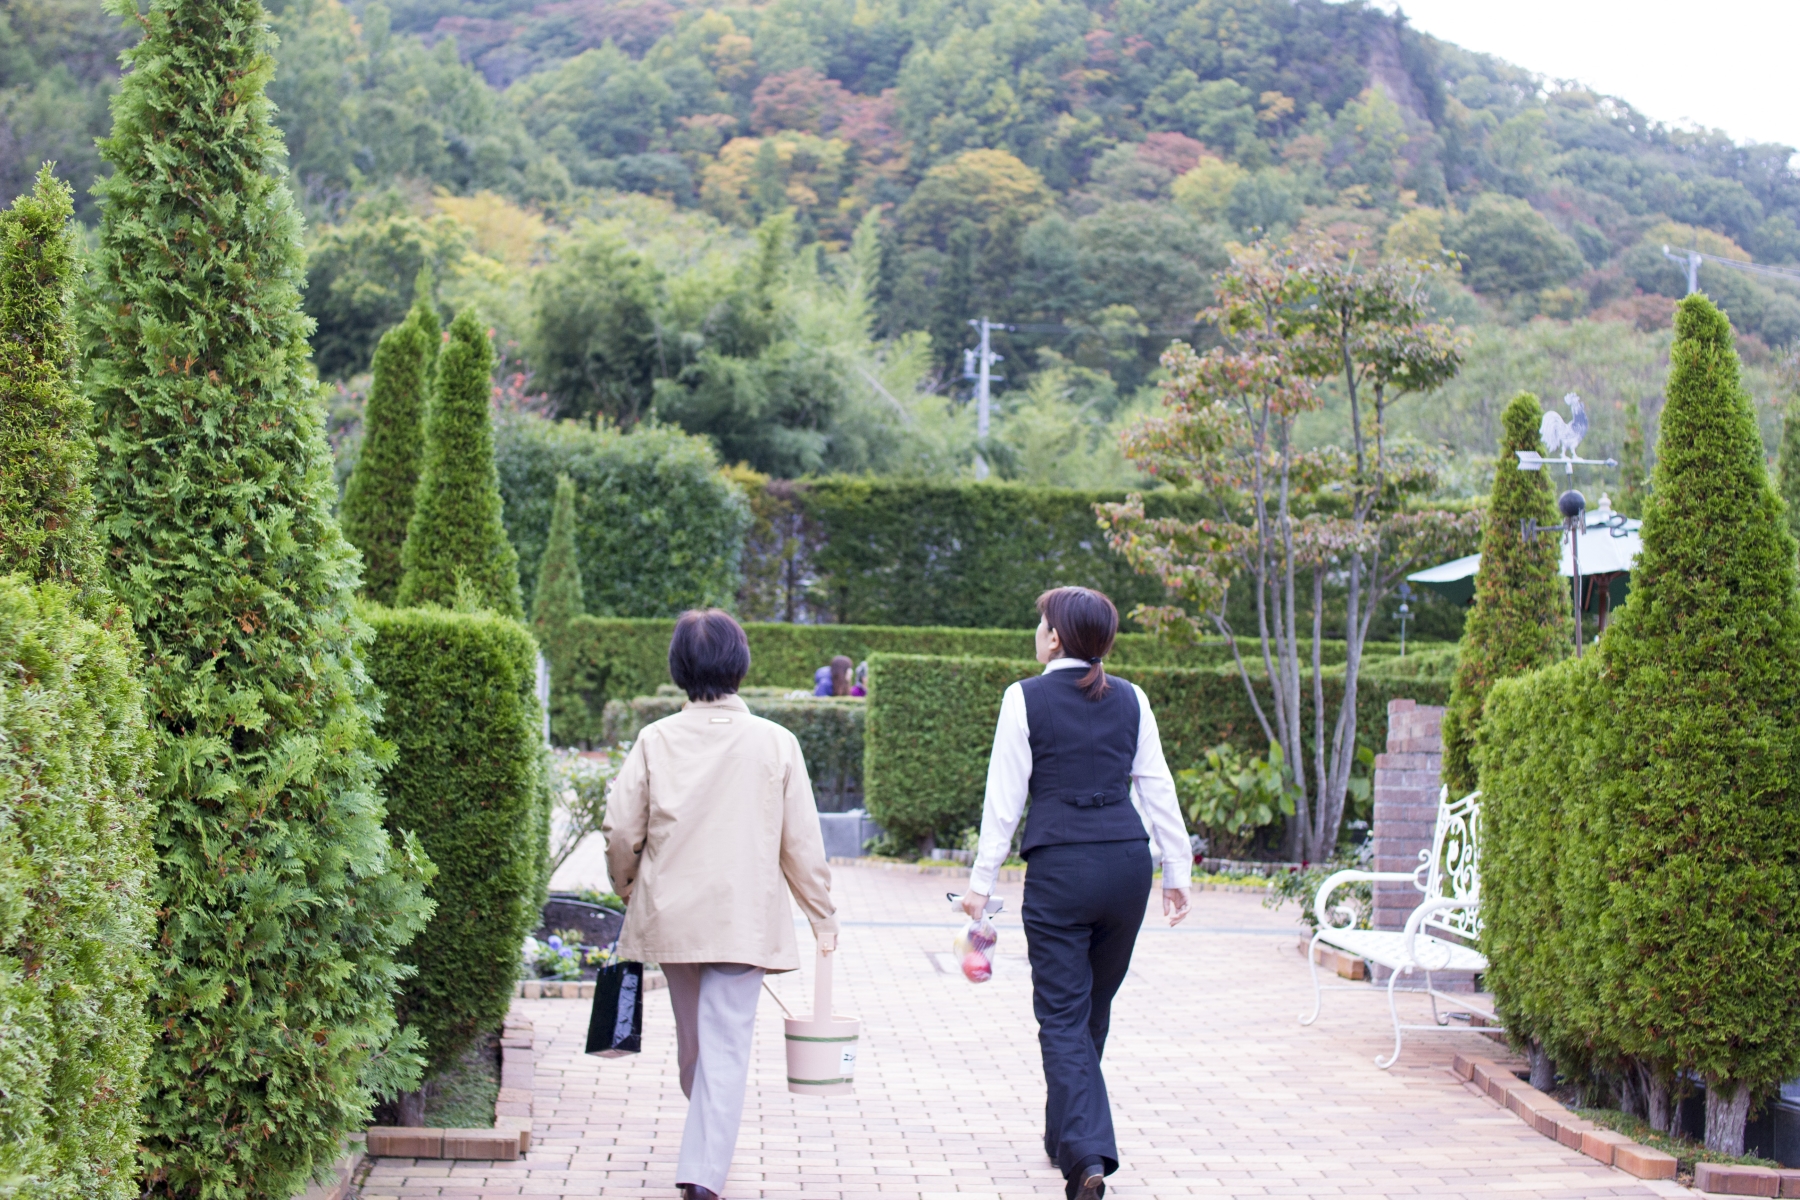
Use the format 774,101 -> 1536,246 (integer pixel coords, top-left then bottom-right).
1453,1054 -> 1677,1181
365,1015 -> 538,1162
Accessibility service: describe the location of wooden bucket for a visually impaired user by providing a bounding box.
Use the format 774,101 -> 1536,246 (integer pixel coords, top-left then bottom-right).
783,948 -> 858,1096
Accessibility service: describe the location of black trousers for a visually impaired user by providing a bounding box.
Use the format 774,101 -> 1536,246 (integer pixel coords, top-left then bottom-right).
1021,838 -> 1153,1181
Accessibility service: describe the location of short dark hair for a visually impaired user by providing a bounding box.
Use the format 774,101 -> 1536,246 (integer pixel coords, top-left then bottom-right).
668,609 -> 750,701
1037,586 -> 1119,700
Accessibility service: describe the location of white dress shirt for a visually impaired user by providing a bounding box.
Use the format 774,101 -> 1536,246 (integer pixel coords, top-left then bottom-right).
968,658 -> 1194,897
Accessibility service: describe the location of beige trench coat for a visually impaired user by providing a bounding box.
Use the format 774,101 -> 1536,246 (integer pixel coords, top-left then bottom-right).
602,695 -> 838,972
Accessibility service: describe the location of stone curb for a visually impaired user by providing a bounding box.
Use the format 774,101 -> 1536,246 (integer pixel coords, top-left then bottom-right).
1694,1161 -> 1800,1196
516,972 -> 668,999
366,1015 -> 538,1162
1452,1053 -> 1677,1180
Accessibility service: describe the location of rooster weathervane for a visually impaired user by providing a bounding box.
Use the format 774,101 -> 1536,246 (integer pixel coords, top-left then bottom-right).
1515,393 -> 1618,475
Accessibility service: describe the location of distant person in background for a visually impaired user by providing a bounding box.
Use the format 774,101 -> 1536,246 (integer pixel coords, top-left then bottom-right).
812,662 -> 833,696
851,660 -> 868,697
830,654 -> 854,696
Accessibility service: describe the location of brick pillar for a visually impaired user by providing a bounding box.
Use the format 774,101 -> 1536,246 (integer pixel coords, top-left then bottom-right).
1371,699 -> 1443,933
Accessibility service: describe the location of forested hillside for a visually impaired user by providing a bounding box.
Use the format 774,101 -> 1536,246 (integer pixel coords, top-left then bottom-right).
6,0 -> 1798,481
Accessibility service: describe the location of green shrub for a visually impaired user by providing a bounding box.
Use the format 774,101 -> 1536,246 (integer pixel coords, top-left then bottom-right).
861,654 -> 1447,847
364,607 -> 548,1077
342,298 -> 435,606
1595,294 -> 1800,1151
494,412 -> 748,617
543,617 -> 1367,746
84,2 -> 434,1191
606,693 -> 866,810
0,583 -> 154,1199
1479,654 -> 1612,1087
799,479 -> 1216,627
399,310 -> 523,618
0,168 -> 99,591
1441,392 -> 1568,794
532,474 -> 587,739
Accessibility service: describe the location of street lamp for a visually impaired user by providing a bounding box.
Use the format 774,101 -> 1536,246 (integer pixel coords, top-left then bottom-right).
1394,582 -> 1413,657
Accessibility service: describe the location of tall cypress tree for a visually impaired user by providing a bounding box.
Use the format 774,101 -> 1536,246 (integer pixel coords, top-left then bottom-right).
1440,392 -> 1568,796
1618,400 -> 1648,519
1597,294 -> 1800,1153
1776,398 -> 1800,538
83,2 -> 432,1194
396,309 -> 523,618
0,167 -> 101,590
531,473 -> 584,743
342,300 -> 433,605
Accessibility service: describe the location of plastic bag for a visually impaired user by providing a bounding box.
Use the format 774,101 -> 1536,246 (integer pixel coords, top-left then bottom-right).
954,916 -> 998,983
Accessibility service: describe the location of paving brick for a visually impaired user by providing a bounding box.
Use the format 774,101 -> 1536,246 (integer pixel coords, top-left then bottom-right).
1613,1142 -> 1678,1180
441,1129 -> 522,1161
360,862 -> 1674,1199
368,1127 -> 443,1158
1579,1128 -> 1634,1166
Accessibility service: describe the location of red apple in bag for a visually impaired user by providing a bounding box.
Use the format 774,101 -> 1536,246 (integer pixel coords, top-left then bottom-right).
961,950 -> 992,983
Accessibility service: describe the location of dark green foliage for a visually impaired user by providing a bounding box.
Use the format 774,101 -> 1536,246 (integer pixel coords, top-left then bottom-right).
398,309 -> 523,618
1444,194 -> 1585,299
303,205 -> 464,380
861,654 -> 1446,846
801,479 -> 1216,627
608,692 -> 866,810
1479,655 -> 1612,1086
82,1 -> 435,1192
493,411 -> 747,617
1619,401 -> 1648,519
0,168 -> 98,589
526,226 -> 661,425
545,616 -> 1365,747
1595,293 -> 1800,1111
532,473 -> 585,741
0,573 -> 154,1200
342,300 -> 434,605
364,607 -> 547,1076
1440,392 -> 1568,794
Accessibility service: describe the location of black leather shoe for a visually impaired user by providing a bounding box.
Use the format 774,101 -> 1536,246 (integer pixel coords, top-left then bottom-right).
678,1186 -> 719,1200
1068,1165 -> 1105,1200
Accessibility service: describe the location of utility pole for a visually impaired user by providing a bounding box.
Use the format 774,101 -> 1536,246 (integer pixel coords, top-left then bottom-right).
1662,244 -> 1701,295
961,317 -> 1005,480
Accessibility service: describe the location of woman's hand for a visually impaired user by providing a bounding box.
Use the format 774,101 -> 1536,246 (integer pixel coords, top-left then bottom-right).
1163,887 -> 1191,926
960,891 -> 989,922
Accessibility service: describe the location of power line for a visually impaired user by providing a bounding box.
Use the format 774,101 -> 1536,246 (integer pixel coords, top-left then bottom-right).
1662,244 -> 1800,294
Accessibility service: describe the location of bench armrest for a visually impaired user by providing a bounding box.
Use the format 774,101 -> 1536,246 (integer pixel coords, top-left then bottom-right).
1312,869 -> 1418,931
1401,896 -> 1478,966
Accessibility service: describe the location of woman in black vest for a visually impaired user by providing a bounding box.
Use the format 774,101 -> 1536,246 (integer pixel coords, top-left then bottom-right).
961,586 -> 1193,1200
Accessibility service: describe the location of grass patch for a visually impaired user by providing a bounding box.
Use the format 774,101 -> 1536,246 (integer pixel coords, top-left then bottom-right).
1574,1106 -> 1780,1174
422,1029 -> 500,1129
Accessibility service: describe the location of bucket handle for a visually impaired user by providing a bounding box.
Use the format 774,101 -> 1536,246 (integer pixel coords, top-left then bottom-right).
761,945 -> 836,1021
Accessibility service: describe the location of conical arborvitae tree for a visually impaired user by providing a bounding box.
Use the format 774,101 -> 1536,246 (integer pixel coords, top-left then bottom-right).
1440,391 -> 1569,796
1618,400 -> 1648,519
1777,397 -> 1800,538
341,298 -> 434,605
0,167 -> 101,589
1597,294 -> 1800,1154
396,309 -> 523,618
531,473 -> 584,743
0,168 -> 155,1200
83,3 -> 433,1195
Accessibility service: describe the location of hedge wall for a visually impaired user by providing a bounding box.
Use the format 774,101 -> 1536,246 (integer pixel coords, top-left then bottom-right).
494,412 -> 748,618
605,690 -> 865,811
546,616 -> 1374,746
861,654 -> 1448,846
799,479 -> 1214,627
0,580 -> 153,1199
364,607 -> 550,1077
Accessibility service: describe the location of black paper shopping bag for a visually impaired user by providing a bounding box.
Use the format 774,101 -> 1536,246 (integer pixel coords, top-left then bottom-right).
585,959 -> 644,1057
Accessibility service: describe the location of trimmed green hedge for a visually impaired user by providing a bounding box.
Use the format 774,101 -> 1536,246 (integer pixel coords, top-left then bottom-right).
0,580 -> 154,1199
862,653 -> 1448,846
605,691 -> 866,811
546,615 -> 1376,746
799,479 -> 1215,627
365,607 -> 550,1077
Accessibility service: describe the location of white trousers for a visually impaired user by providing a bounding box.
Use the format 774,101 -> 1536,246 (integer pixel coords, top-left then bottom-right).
663,962 -> 765,1195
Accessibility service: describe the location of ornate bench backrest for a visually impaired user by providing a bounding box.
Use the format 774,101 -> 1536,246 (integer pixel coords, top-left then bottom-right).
1413,786 -> 1482,943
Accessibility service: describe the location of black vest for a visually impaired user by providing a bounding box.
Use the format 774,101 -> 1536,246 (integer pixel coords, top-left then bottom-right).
1018,669 -> 1146,856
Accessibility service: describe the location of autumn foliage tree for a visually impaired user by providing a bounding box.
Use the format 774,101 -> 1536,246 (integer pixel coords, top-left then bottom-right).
1101,237 -> 1473,859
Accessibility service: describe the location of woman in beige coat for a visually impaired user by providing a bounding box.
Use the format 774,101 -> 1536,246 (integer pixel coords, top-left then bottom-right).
603,609 -> 838,1200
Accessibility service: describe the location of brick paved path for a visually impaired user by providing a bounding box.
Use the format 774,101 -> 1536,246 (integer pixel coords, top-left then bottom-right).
358,862 -> 1688,1200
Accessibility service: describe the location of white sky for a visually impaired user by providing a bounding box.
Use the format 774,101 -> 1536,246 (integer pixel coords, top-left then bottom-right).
1381,0 -> 1800,151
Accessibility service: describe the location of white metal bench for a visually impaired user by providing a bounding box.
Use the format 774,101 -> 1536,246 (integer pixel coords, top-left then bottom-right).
1299,786 -> 1499,1068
